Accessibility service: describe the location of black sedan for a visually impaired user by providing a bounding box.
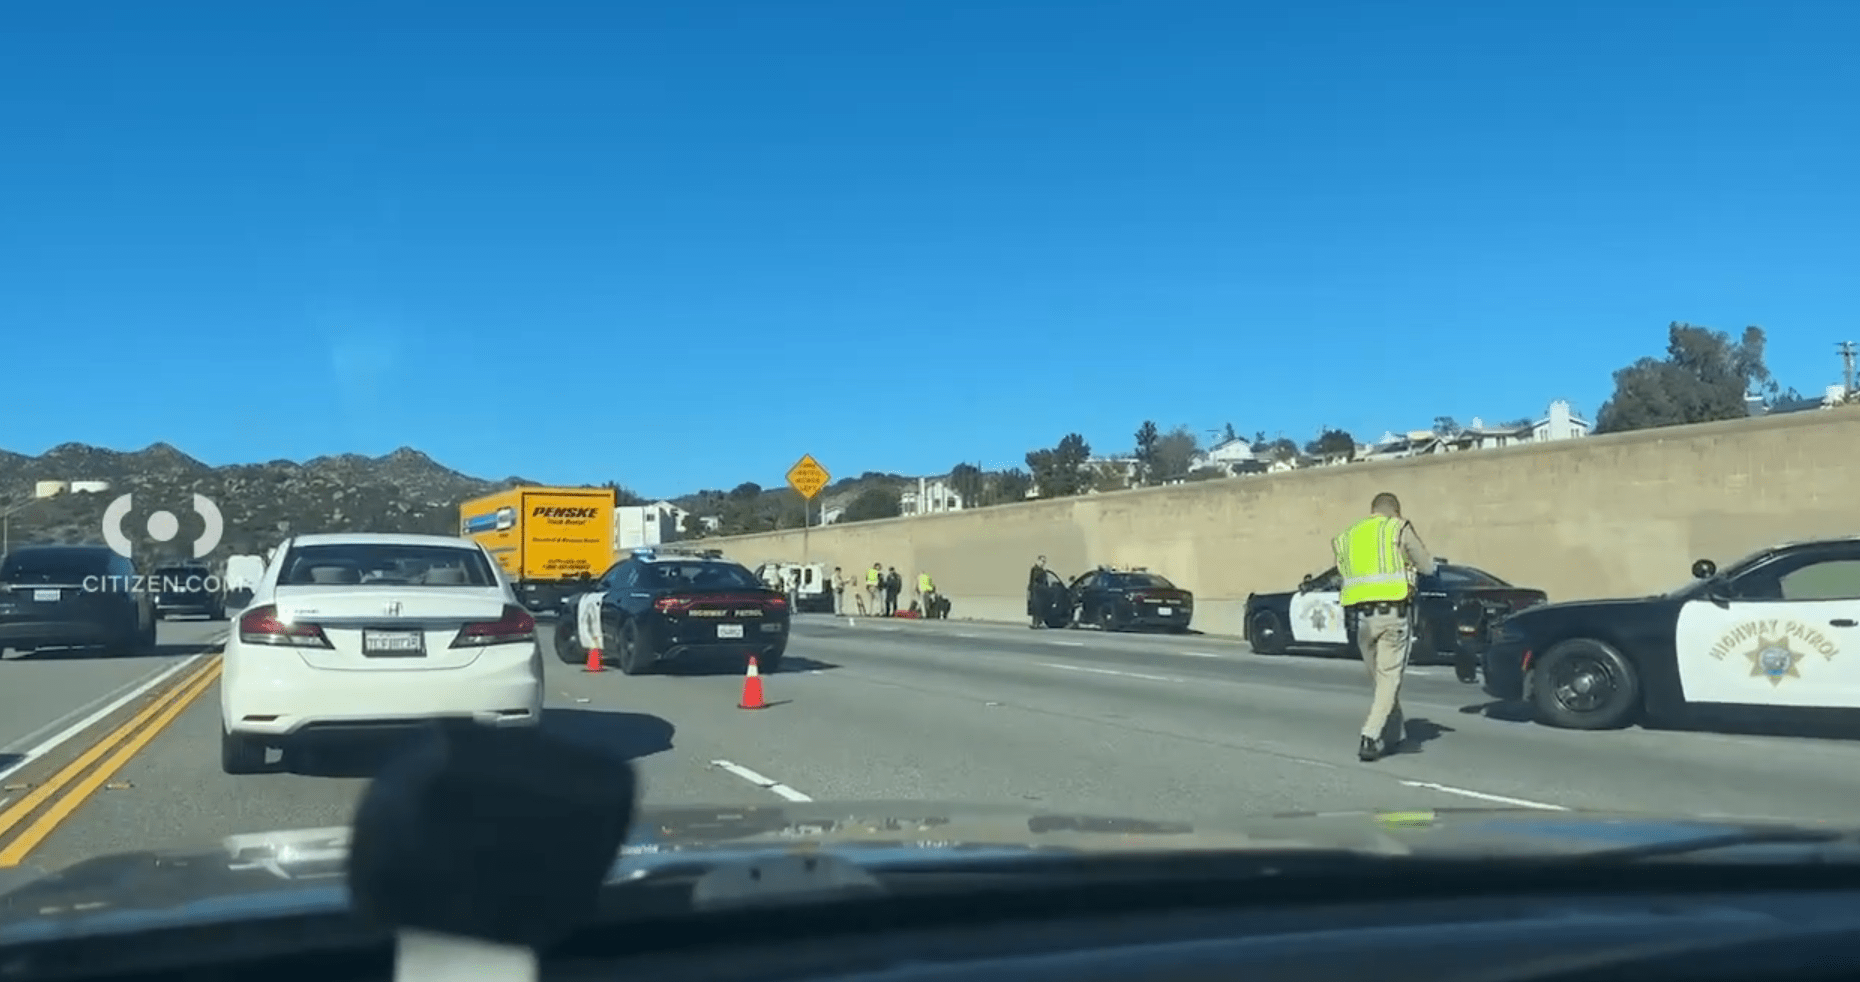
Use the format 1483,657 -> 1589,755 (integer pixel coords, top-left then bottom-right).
0,545 -> 157,656
1065,567 -> 1194,633
1484,537 -> 1860,731
569,548 -> 791,676
1244,560 -> 1547,682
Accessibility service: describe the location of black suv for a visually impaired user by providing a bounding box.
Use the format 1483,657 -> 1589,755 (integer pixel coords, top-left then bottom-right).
580,548 -> 790,675
0,545 -> 157,657
152,561 -> 225,620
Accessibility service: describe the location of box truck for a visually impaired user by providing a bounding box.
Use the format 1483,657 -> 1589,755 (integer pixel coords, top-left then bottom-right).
459,486 -> 615,613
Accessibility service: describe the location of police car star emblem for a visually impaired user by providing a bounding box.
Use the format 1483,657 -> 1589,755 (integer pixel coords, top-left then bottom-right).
1745,636 -> 1804,686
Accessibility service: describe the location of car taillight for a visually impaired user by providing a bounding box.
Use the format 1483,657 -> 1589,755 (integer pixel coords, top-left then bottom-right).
238,604 -> 333,648
654,595 -> 696,613
765,594 -> 787,611
452,604 -> 536,648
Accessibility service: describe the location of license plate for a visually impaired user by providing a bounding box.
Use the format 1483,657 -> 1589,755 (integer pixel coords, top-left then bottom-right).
33,588 -> 62,602
1156,607 -> 1173,616
717,624 -> 744,639
363,629 -> 425,655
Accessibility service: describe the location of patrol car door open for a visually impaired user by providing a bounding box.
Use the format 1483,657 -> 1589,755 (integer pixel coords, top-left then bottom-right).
1673,542 -> 1860,710
1287,567 -> 1349,646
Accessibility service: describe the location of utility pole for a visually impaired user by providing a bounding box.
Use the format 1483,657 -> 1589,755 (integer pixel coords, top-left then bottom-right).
1839,341 -> 1857,401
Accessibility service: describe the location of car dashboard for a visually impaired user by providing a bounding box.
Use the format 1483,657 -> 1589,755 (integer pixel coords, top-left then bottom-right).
15,873 -> 1860,982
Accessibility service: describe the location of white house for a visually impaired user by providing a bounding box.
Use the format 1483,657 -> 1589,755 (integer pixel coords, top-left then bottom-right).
901,476 -> 964,515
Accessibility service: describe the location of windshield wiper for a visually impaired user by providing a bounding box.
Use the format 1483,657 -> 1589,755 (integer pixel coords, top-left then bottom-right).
1562,828 -> 1850,863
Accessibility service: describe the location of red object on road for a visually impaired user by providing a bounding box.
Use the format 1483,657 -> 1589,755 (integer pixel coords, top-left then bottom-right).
738,655 -> 766,709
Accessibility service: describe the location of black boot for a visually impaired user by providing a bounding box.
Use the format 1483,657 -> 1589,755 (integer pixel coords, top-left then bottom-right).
1358,736 -> 1381,762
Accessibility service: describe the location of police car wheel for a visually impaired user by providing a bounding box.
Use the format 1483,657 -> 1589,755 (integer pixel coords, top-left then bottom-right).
553,623 -> 585,665
617,621 -> 652,676
1531,639 -> 1641,730
1248,610 -> 1288,655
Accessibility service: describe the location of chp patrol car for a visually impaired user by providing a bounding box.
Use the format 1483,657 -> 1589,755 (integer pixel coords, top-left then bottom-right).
1245,559 -> 1546,682
1484,536 -> 1860,730
555,545 -> 791,676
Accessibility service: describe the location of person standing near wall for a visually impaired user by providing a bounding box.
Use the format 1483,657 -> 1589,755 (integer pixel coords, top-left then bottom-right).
1332,492 -> 1437,762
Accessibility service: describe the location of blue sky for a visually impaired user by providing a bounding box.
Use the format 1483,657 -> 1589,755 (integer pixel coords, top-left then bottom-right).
2,0 -> 1853,499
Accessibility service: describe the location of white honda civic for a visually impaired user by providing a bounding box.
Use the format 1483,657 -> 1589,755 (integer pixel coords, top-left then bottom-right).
218,532 -> 544,774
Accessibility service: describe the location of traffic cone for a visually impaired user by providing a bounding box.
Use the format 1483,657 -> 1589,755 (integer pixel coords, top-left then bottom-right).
738,655 -> 766,710
583,645 -> 603,673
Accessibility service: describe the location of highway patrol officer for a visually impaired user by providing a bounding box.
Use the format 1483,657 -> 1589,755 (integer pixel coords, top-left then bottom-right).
1027,555 -> 1049,628
1332,492 -> 1438,762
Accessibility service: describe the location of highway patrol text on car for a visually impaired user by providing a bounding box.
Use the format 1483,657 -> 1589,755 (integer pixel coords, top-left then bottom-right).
1245,560 -> 1547,682
1483,537 -> 1860,730
579,546 -> 791,675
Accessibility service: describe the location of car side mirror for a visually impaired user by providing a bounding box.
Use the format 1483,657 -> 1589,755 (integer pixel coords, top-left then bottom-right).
1691,559 -> 1717,580
1299,575 -> 1314,593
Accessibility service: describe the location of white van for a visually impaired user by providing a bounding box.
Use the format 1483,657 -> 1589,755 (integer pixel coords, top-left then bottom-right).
753,561 -> 833,613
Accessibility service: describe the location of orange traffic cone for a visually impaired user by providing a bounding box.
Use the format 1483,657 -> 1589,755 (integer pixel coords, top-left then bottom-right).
738,655 -> 766,709
583,645 -> 604,673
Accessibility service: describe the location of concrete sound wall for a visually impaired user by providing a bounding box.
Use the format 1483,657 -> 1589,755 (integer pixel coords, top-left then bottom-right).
705,410 -> 1859,636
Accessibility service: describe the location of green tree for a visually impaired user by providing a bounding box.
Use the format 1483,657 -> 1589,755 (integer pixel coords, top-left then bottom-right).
947,463 -> 985,508
1304,427 -> 1357,460
680,511 -> 707,538
1432,416 -> 1459,434
841,486 -> 902,523
1025,434 -> 1092,498
987,468 -> 1033,504
1133,421 -> 1160,485
1151,425 -> 1199,482
772,489 -> 808,529
1596,323 -> 1776,434
1222,421 -> 1239,443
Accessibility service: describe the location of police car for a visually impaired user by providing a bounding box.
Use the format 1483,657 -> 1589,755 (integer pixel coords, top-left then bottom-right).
1483,536 -> 1860,730
562,546 -> 790,676
1244,560 -> 1546,681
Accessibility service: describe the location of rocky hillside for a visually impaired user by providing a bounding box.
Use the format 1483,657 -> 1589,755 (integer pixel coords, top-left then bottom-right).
0,443 -> 536,559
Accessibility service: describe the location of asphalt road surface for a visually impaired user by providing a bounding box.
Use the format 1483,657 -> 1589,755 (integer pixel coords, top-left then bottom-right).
15,613 -> 1860,873
1,618 -> 226,778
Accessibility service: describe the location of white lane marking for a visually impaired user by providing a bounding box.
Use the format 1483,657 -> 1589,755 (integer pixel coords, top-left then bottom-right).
0,653 -> 209,779
1180,650 -> 1227,658
1046,640 -> 1086,647
711,759 -> 813,802
1400,780 -> 1567,811
1036,662 -> 1184,684
955,632 -> 980,639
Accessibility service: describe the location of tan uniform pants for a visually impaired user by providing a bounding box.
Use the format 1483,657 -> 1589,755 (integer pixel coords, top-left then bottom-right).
1355,606 -> 1414,745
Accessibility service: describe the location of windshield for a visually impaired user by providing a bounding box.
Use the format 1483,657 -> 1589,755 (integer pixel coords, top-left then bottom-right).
278,543 -> 497,587
647,561 -> 762,590
1105,573 -> 1176,590
0,2 -> 1852,938
0,549 -> 111,584
1432,565 -> 1510,588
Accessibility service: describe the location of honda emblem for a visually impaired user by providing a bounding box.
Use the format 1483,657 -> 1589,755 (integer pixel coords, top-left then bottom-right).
384,601 -> 401,617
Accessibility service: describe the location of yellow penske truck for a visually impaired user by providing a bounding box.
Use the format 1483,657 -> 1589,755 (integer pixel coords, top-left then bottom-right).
459,485 -> 615,614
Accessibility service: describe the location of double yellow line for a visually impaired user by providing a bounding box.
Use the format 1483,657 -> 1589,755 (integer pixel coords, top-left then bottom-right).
0,656 -> 223,866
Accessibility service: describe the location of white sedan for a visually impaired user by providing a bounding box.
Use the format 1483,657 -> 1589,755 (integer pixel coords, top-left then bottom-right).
219,532 -> 544,774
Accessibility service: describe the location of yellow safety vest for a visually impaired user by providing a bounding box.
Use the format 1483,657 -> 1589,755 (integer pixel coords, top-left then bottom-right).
866,568 -> 880,586
918,573 -> 933,593
1332,516 -> 1413,607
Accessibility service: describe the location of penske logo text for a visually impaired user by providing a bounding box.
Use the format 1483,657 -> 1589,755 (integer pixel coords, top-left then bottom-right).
532,506 -> 600,520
